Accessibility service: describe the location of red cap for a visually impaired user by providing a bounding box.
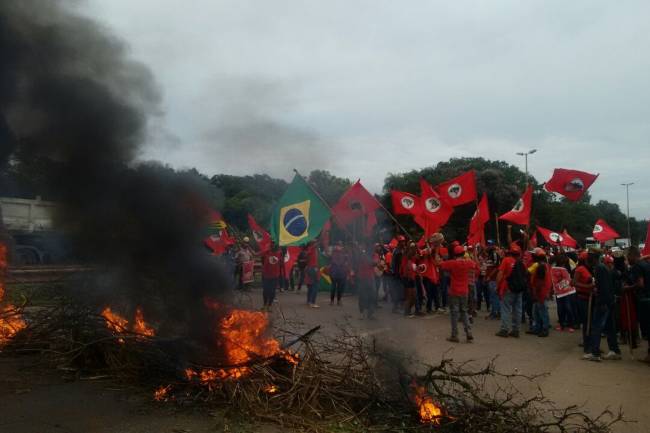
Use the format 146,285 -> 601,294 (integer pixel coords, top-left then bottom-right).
397,235 -> 406,242
533,248 -> 546,257
509,244 -> 522,254
604,255 -> 614,265
451,241 -> 460,247
453,245 -> 465,256
578,251 -> 589,262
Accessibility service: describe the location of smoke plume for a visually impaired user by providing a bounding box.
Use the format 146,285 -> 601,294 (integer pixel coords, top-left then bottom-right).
0,0 -> 227,338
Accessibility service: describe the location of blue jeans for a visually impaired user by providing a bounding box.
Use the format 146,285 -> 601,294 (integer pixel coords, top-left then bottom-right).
449,295 -> 471,338
500,291 -> 523,333
556,294 -> 576,328
576,297 -> 591,353
532,301 -> 550,333
590,304 -> 620,356
488,281 -> 500,318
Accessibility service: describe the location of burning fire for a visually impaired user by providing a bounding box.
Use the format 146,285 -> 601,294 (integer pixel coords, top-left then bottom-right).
412,384 -> 443,425
185,308 -> 297,384
0,243 -> 27,347
133,307 -> 155,337
100,306 -> 155,341
264,384 -> 279,394
153,384 -> 172,401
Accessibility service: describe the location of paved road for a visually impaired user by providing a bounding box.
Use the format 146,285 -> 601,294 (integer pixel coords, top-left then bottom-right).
266,287 -> 650,433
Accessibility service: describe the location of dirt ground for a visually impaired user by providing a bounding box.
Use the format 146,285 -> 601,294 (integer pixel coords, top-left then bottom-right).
1,287 -> 648,433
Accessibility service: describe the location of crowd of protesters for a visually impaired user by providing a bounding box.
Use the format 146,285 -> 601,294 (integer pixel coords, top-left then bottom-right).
216,227 -> 650,364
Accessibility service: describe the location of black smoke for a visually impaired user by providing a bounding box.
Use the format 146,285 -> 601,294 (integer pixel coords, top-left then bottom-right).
0,1 -> 228,339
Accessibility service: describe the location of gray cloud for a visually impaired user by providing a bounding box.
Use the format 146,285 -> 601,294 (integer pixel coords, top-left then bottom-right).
80,0 -> 650,218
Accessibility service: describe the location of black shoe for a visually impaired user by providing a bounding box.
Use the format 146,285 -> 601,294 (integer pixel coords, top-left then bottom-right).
509,331 -> 520,338
466,334 -> 474,343
495,330 -> 509,338
446,336 -> 460,343
537,331 -> 549,337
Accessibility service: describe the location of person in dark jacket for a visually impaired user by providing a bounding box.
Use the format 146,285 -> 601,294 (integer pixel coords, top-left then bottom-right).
583,248 -> 622,362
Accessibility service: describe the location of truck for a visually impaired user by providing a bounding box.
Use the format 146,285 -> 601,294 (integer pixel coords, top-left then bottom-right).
0,196 -> 69,264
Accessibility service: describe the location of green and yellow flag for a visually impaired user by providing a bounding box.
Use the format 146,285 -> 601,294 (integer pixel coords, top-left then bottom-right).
270,174 -> 331,246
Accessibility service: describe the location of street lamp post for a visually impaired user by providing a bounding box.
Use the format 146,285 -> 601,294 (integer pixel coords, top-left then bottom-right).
621,182 -> 634,245
516,149 -> 537,183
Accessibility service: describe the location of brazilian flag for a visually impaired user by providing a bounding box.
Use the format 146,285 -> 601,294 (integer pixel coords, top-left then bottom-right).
318,251 -> 332,292
270,174 -> 331,246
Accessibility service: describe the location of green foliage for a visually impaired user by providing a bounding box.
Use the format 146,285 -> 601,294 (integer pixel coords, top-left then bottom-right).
306,169 -> 352,206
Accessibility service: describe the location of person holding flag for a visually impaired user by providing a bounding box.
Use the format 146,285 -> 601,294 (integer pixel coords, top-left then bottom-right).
438,245 -> 479,343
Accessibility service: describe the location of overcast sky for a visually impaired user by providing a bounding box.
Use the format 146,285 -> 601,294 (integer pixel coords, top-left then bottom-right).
80,0 -> 650,218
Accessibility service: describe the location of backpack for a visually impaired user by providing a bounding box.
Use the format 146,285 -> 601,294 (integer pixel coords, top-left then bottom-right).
507,259 -> 528,293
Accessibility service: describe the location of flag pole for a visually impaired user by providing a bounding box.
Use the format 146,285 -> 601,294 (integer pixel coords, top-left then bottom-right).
373,197 -> 414,241
494,212 -> 501,247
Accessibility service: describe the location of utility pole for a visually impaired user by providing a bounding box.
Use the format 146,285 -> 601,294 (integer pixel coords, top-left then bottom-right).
621,182 -> 634,245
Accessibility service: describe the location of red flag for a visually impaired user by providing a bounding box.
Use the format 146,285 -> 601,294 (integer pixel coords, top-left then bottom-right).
419,178 -> 453,229
469,194 -> 490,236
435,170 -> 477,206
529,231 -> 538,249
499,185 -> 533,226
641,221 -> 650,256
247,214 -> 271,252
592,219 -> 620,243
364,211 -> 377,236
544,168 -> 599,202
537,226 -> 565,246
332,181 -> 380,226
561,229 -> 578,248
467,229 -> 485,247
283,246 -> 301,276
414,214 -> 442,238
391,190 -> 422,215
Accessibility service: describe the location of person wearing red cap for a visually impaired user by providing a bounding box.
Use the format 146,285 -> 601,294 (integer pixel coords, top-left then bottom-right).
438,244 -> 479,342
495,244 -> 527,338
573,251 -> 595,353
526,248 -> 552,337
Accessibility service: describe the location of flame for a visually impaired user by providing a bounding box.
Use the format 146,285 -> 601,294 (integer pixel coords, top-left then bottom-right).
100,306 -> 155,342
413,385 -> 443,425
264,384 -> 278,394
133,307 -> 155,337
0,243 -> 26,347
153,384 -> 172,401
185,308 -> 297,384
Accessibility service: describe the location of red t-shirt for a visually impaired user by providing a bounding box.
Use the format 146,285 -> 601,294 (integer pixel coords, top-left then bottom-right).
497,256 -> 516,296
306,245 -> 318,267
418,248 -> 439,283
574,265 -> 593,300
262,250 -> 283,278
439,259 -> 479,296
528,262 -> 552,303
402,259 -> 417,280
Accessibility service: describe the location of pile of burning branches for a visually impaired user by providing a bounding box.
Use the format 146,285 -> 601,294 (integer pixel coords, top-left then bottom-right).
1,293 -> 624,433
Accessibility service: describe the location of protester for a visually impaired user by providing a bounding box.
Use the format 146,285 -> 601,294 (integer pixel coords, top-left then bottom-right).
626,247 -> 650,363
495,244 -> 526,338
402,242 -> 419,318
373,244 -> 387,304
390,236 -> 407,313
526,248 -> 552,337
551,253 -> 577,332
329,240 -> 349,306
484,242 -> 501,320
357,244 -> 377,320
294,246 -> 308,291
261,242 -> 283,311
420,234 -> 442,313
573,251 -> 595,354
235,237 -> 256,291
439,245 -> 478,342
583,249 -> 622,361
304,241 -> 320,308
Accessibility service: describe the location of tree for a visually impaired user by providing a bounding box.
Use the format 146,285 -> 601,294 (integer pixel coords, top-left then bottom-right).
306,170 -> 352,207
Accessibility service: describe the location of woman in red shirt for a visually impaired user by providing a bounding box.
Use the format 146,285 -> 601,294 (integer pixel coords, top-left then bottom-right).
439,245 -> 479,342
573,252 -> 595,353
526,249 -> 552,337
261,242 -> 283,311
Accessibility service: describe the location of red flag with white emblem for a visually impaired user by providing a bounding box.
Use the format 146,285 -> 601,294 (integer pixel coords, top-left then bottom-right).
435,170 -> 478,206
248,214 -> 271,252
537,226 -> 565,246
592,219 -> 620,243
544,168 -> 598,202
332,181 -> 380,226
391,190 -> 422,215
419,178 -> 453,230
499,185 -> 533,226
